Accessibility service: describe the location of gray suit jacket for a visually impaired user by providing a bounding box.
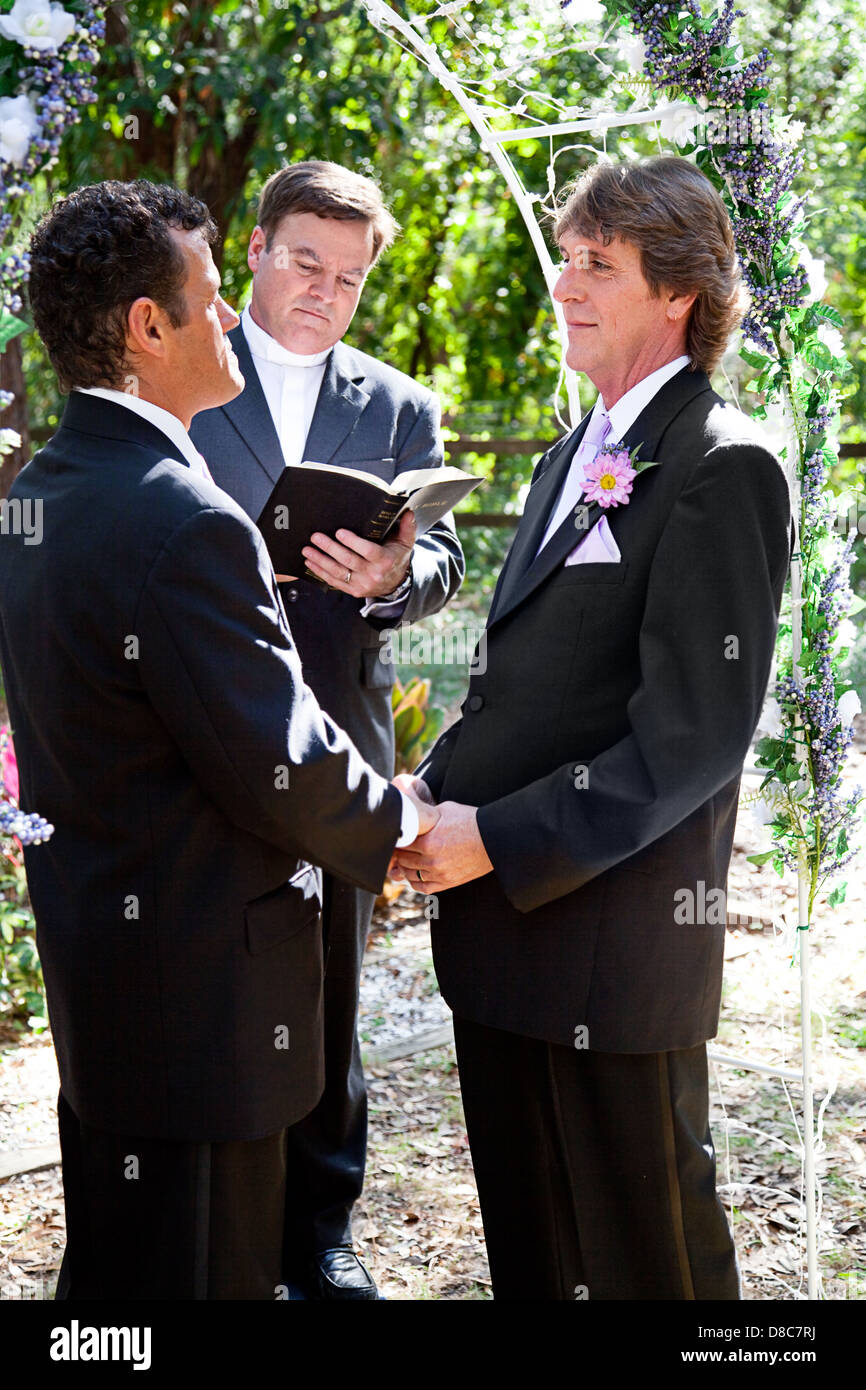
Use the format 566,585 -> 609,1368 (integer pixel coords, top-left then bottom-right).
190,324 -> 465,774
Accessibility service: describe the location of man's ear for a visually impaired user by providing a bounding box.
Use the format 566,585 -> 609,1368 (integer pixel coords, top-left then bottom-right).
126,296 -> 170,360
248,225 -> 266,273
666,287 -> 697,323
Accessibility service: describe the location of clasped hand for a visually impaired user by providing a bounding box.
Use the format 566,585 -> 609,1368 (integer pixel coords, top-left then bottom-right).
388,774 -> 493,894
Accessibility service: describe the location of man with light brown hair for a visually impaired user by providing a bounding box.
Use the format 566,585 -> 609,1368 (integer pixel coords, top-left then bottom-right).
392,156 -> 793,1299
191,160 -> 463,1300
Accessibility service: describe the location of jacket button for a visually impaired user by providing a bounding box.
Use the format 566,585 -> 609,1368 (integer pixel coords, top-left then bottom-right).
286,588 -> 298,603
468,694 -> 484,712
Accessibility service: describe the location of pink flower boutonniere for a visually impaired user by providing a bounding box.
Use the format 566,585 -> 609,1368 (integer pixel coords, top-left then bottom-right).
583,443 -> 660,509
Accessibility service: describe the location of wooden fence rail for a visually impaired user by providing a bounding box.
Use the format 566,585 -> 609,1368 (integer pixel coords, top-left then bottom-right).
26,428 -> 866,529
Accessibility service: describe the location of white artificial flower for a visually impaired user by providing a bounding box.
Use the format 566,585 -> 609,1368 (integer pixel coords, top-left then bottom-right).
799,245 -> 827,304
755,695 -> 784,739
744,793 -> 778,846
0,428 -> 22,456
757,401 -> 794,458
658,102 -> 701,147
777,116 -> 805,146
615,32 -> 647,71
0,94 -> 40,167
838,690 -> 862,726
0,0 -> 75,52
817,321 -> 845,360
561,0 -> 606,27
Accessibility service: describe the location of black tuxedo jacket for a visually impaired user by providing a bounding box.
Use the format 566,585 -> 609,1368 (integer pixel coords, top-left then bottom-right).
190,326 -> 464,774
417,367 -> 792,1053
0,392 -> 403,1141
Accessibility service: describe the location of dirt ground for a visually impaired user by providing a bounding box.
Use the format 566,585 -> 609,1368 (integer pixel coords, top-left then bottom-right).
1,739 -> 864,1302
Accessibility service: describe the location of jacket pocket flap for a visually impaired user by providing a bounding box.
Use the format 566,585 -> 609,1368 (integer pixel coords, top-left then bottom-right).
550,561 -> 629,586
361,646 -> 394,689
244,864 -> 322,956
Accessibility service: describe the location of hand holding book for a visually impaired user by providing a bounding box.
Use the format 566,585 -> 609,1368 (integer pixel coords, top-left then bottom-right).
258,458 -> 481,584
301,510 -> 416,599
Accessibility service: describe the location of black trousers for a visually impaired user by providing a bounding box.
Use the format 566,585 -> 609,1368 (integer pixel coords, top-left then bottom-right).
281,877 -> 375,1263
452,1015 -> 740,1301
55,1091 -> 289,1300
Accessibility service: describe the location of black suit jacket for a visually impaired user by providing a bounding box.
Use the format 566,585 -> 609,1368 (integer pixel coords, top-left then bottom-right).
417,368 -> 792,1053
190,326 -> 465,774
0,392 -> 403,1141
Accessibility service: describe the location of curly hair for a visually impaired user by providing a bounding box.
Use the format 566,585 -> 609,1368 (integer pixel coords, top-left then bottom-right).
553,157 -> 745,376
28,180 -> 218,393
257,161 -> 398,266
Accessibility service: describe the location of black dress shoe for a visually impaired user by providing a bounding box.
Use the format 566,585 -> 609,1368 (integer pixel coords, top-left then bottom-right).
309,1247 -> 379,1301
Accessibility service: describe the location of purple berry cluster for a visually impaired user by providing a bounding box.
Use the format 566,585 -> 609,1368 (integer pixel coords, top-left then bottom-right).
600,0 -> 860,899
1,4 -> 105,314
627,0 -> 769,103
603,0 -> 810,343
0,800 -> 54,846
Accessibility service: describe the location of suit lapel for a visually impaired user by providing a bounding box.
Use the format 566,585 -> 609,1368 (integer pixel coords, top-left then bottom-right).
220,324 -> 286,487
488,367 -> 713,628
302,341 -> 371,463
487,420 -> 588,623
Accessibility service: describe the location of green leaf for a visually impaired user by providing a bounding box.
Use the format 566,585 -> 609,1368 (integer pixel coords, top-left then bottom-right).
746,851 -> 777,866
828,881 -> 847,908
755,736 -> 785,763
740,346 -> 771,371
0,311 -> 27,353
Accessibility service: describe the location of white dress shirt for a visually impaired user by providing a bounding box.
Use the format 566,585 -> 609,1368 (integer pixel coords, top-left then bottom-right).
72,382 -> 420,848
536,355 -> 691,558
241,305 -> 330,469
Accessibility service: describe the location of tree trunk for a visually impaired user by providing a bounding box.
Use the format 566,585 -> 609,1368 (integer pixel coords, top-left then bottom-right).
0,338 -> 32,499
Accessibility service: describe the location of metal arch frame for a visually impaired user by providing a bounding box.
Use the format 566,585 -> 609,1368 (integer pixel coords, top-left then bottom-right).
363,0 -> 687,427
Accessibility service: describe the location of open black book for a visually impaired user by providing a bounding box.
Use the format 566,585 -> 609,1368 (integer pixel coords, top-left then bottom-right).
257,460 -> 482,579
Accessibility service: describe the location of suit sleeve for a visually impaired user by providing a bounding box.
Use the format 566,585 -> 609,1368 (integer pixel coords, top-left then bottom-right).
363,389 -> 465,630
476,440 -> 792,913
134,503 -> 402,892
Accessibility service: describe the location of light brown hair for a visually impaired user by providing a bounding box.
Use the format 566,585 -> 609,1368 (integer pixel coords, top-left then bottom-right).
553,157 -> 745,375
257,161 -> 398,265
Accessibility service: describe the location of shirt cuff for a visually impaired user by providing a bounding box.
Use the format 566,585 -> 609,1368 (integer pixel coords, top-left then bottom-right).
360,569 -> 413,618
394,789 -> 420,847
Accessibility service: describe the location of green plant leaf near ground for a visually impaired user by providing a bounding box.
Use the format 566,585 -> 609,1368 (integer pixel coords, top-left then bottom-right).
0,866 -> 45,1030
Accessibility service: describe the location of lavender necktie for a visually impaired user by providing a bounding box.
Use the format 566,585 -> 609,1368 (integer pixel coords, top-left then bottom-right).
535,408 -> 612,558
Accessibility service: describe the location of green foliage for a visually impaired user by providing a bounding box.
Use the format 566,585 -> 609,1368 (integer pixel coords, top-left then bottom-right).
391,674 -> 444,774
30,0 -> 616,480
0,862 -> 45,1030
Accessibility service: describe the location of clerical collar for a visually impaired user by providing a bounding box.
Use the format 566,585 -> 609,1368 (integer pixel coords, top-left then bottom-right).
241,304 -> 333,367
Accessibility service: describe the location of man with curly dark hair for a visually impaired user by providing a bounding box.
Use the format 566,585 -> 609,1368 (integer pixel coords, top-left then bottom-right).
0,179 -> 435,1299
